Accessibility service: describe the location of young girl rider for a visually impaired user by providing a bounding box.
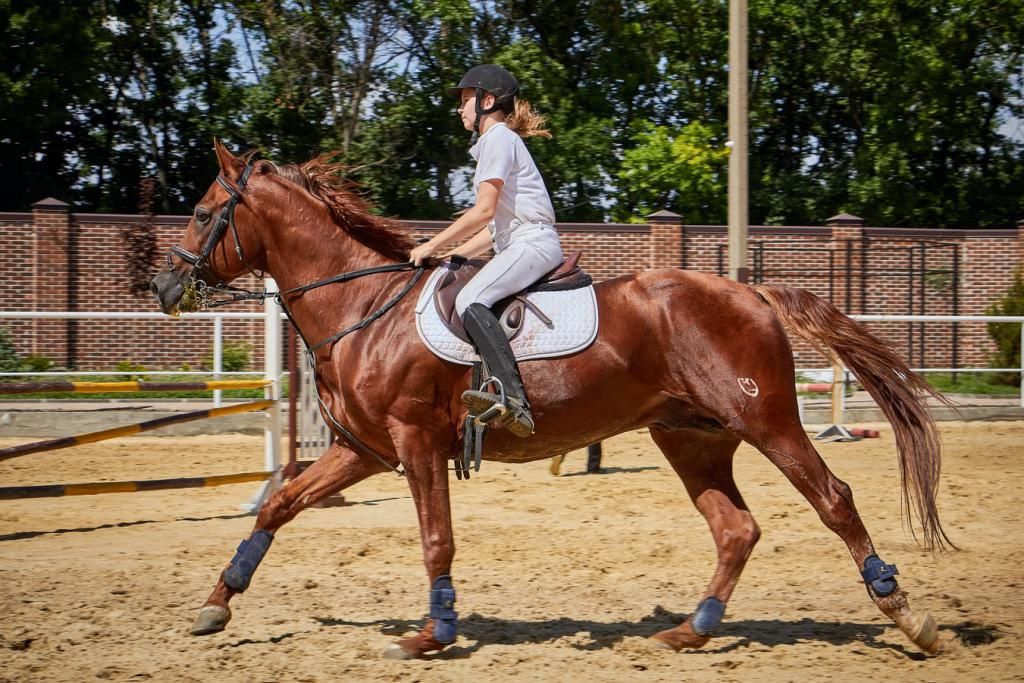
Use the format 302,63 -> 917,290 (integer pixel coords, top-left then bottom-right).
409,64 -> 563,438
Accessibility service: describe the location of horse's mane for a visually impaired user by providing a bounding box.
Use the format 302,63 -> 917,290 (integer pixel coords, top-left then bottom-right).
256,154 -> 417,261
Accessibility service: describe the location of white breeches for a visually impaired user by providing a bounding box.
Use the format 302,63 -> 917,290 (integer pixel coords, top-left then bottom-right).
454,225 -> 563,318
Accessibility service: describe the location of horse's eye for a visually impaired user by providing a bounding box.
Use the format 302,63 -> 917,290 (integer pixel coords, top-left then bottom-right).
195,207 -> 211,225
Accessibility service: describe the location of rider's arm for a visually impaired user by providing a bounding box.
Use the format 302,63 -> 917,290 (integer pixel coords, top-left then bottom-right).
410,180 -> 502,265
443,227 -> 493,259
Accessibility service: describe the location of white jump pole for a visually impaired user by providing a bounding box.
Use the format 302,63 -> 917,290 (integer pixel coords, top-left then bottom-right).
243,279 -> 283,512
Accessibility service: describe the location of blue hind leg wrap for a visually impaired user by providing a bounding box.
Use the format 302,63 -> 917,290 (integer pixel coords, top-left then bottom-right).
690,596 -> 726,636
860,554 -> 899,597
222,530 -> 274,592
429,575 -> 458,644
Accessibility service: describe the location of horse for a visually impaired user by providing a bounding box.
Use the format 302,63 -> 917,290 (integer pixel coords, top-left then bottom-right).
150,140 -> 954,659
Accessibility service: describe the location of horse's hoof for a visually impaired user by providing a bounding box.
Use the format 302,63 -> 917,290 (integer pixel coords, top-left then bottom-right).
382,643 -> 417,660
190,605 -> 231,636
910,612 -> 941,654
647,636 -> 677,651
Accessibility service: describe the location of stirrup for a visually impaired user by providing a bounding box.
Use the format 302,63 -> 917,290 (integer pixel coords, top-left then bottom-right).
463,376 -> 508,425
462,379 -> 534,438
462,391 -> 509,426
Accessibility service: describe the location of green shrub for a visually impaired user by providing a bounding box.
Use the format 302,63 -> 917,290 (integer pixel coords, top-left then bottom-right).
24,355 -> 54,372
985,266 -> 1024,386
0,328 -> 27,373
115,360 -> 147,380
204,340 -> 252,372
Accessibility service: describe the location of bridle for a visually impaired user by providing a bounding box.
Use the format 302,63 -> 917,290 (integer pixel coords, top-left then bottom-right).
162,158 -> 426,476
169,161 -> 260,287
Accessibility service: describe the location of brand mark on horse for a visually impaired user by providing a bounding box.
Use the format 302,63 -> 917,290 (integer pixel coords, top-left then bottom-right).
738,377 -> 759,397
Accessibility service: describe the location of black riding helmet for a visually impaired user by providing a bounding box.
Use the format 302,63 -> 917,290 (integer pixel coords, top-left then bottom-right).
448,64 -> 519,134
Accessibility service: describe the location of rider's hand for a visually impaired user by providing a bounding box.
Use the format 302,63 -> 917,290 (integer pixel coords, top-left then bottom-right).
409,242 -> 436,266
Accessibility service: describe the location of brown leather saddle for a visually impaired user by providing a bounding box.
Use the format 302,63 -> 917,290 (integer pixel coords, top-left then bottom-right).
433,250 -> 592,343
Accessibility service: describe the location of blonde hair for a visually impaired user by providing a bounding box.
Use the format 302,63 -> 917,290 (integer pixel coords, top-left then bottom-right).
505,98 -> 552,139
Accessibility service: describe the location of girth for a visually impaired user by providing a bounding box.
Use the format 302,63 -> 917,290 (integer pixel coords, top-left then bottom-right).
433,250 -> 592,342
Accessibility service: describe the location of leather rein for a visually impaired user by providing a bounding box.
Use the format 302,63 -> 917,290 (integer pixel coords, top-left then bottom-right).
165,160 -> 425,476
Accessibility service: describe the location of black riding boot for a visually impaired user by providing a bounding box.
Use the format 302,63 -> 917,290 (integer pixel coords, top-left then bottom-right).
460,303 -> 535,437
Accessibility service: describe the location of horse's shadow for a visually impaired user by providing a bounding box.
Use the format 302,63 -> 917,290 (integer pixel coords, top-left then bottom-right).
313,605 -> 984,659
0,497 -> 408,542
0,513 -> 251,542
560,465 -> 660,477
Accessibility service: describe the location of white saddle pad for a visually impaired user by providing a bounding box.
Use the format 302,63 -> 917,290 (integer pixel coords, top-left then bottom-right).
414,265 -> 599,365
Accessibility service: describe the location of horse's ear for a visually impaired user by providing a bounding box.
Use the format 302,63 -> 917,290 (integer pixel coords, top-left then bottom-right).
212,138 -> 242,182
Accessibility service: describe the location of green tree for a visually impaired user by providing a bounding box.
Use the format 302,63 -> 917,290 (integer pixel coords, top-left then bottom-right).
0,2 -> 105,210
614,121 -> 729,222
986,267 -> 1024,385
747,0 -> 1024,227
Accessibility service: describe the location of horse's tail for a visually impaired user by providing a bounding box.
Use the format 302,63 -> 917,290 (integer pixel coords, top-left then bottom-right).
754,284 -> 956,552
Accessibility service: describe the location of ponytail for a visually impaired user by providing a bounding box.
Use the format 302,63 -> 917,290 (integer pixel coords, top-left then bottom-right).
505,98 -> 552,139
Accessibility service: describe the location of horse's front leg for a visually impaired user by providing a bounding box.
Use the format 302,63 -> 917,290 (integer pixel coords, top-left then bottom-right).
383,434 -> 457,660
191,441 -> 387,636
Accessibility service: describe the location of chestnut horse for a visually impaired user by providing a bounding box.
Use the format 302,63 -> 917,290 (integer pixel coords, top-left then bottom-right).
151,141 -> 952,659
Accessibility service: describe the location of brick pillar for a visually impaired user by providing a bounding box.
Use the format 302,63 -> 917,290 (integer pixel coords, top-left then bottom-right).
647,209 -> 684,270
827,213 -> 865,313
1018,219 -> 1024,268
32,197 -> 72,367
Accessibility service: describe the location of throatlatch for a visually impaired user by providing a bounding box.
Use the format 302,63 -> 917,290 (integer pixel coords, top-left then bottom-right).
860,554 -> 900,597
222,529 -> 274,592
429,575 -> 458,644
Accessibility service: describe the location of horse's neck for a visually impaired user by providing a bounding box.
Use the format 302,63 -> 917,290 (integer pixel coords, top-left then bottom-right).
263,211 -> 403,351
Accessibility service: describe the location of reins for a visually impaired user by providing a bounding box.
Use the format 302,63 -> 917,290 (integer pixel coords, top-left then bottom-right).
277,263 -> 425,477
165,163 -> 426,477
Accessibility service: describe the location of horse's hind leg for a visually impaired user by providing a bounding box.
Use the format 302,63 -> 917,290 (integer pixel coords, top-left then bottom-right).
647,426 -> 760,650
190,441 -> 387,636
743,423 -> 942,653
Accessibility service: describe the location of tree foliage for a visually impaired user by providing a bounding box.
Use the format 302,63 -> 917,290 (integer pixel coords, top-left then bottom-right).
1,0 -> 1021,227
986,267 -> 1024,385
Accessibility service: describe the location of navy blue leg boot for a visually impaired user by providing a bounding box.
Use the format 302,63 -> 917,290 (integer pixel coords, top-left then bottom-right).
690,596 -> 726,636
861,554 -> 899,597
429,575 -> 458,644
222,530 -> 274,592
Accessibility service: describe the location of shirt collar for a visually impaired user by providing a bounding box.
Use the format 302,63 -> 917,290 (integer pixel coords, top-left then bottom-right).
469,122 -> 508,159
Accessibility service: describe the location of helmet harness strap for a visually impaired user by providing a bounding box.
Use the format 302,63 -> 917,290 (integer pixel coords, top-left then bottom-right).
473,87 -> 510,136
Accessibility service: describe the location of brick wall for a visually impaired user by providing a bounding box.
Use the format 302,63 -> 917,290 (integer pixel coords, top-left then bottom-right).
1,203 -> 1021,373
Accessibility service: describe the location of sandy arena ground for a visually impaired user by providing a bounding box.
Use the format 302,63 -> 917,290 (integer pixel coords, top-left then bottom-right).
0,422 -> 1021,682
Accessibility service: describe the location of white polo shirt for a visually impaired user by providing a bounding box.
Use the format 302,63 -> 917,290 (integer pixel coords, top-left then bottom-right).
470,123 -> 556,252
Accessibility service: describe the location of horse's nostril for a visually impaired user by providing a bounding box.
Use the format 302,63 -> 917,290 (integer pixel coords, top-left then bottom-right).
150,280 -> 159,296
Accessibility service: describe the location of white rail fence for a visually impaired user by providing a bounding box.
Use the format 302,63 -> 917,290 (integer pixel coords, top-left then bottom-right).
2,310 -> 1023,454
0,283 -> 285,511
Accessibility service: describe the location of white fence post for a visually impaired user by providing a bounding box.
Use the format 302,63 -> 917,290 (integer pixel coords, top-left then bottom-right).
242,279 -> 283,512
213,316 -> 223,407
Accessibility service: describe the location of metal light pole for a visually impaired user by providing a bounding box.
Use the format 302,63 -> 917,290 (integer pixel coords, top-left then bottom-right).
728,0 -> 749,283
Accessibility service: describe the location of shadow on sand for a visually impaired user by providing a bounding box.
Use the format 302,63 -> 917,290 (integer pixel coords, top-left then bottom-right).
307,605 -> 997,660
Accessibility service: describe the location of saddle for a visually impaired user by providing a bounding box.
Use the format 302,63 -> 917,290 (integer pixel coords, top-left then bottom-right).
433,250 -> 592,343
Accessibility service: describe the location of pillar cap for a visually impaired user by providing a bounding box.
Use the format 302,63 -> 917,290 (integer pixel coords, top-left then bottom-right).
826,212 -> 865,227
32,197 -> 70,210
646,209 -> 683,224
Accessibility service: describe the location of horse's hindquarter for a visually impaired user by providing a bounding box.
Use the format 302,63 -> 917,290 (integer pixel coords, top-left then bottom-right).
482,270 -> 801,462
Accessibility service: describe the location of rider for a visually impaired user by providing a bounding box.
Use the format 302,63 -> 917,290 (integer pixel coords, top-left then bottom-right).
409,64 -> 563,437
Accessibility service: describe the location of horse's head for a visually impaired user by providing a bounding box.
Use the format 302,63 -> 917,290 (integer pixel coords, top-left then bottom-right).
150,140 -> 269,315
